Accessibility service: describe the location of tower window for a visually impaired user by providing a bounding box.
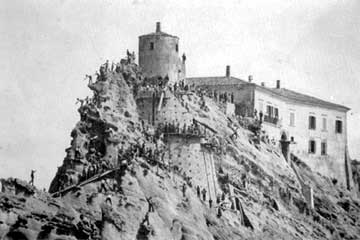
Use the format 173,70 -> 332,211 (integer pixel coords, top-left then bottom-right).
335,120 -> 342,133
309,140 -> 316,154
309,116 -> 316,130
176,44 -> 178,52
150,42 -> 154,50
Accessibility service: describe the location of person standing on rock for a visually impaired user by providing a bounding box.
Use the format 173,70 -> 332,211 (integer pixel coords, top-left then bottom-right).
147,197 -> 155,212
209,199 -> 213,208
99,179 -> 107,193
29,170 -> 36,186
217,206 -> 222,218
143,212 -> 150,226
221,192 -> 226,201
182,183 -> 187,198
201,188 -> 207,201
196,186 -> 201,198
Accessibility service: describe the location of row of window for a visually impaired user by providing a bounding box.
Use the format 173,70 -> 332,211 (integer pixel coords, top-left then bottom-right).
259,102 -> 343,134
308,116 -> 342,133
149,42 -> 179,52
308,139 -> 327,155
289,113 -> 343,134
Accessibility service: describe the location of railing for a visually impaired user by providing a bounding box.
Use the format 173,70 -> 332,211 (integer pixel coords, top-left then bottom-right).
264,115 -> 279,125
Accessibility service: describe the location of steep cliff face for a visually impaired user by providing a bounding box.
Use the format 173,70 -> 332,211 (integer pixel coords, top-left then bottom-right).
1,54 -> 360,240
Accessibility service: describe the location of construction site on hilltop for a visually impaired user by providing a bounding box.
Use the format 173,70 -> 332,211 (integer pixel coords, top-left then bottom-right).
0,22 -> 360,240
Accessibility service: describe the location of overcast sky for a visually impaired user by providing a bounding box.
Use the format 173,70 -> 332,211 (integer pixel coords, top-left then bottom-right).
1,0 -> 359,189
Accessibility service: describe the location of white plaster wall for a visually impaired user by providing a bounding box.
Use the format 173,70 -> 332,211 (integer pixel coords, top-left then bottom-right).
254,90 -> 348,185
226,102 -> 235,116
156,91 -> 194,127
254,90 -> 286,141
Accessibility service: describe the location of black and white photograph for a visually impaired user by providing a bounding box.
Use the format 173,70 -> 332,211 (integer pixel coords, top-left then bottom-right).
0,1 -> 360,239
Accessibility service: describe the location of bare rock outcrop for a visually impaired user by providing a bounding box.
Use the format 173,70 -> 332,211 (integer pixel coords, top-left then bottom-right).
0,53 -> 359,240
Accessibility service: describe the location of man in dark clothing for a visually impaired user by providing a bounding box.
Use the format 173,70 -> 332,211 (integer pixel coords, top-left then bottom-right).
217,207 -> 222,218
216,195 -> 221,204
143,212 -> 150,226
147,197 -> 155,212
29,170 -> 36,186
182,183 -> 187,198
99,180 -> 107,193
221,192 -> 226,201
209,199 -> 213,208
201,188 -> 207,201
196,186 -> 201,198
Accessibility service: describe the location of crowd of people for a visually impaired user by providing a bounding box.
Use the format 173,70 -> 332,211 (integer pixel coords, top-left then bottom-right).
56,52 -> 259,226
156,119 -> 207,138
194,184 -> 240,218
193,87 -> 235,104
118,140 -> 165,168
80,152 -> 114,182
168,79 -> 193,93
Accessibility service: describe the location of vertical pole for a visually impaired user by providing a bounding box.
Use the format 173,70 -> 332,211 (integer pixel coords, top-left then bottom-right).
209,153 -> 217,198
202,148 -> 211,200
152,92 -> 156,125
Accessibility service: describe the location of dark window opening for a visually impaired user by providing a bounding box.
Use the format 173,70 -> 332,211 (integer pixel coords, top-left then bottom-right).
335,120 -> 342,133
309,140 -> 316,154
176,44 -> 179,52
266,105 -> 273,117
150,42 -> 154,50
309,116 -> 316,130
264,105 -> 278,124
321,141 -> 327,155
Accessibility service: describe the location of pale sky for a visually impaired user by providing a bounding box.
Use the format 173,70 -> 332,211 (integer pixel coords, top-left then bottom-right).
1,0 -> 359,189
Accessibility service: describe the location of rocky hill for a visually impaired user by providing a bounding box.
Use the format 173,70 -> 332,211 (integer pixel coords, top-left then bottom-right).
1,54 -> 360,240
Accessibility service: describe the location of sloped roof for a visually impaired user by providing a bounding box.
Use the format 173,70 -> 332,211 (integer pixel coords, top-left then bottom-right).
139,31 -> 178,39
259,87 -> 350,111
186,76 -> 247,86
186,76 -> 350,112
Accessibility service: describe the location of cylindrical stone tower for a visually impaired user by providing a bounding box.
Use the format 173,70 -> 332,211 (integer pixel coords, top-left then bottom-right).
139,22 -> 185,84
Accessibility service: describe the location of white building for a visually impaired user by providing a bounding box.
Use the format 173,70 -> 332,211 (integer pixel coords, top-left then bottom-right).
137,22 -> 353,190
188,69 -> 353,189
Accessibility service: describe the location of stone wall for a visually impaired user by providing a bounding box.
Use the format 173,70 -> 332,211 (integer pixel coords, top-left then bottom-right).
139,34 -> 184,84
191,83 -> 255,116
165,136 -> 218,201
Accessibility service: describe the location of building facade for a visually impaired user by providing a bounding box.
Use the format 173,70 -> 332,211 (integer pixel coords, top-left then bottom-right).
188,67 -> 352,189
137,23 -> 352,189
